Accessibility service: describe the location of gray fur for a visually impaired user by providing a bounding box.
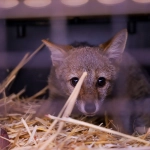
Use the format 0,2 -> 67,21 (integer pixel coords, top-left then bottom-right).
36,29 -> 150,134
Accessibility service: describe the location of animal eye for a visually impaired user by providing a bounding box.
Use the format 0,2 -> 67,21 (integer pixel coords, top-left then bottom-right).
96,77 -> 106,87
70,77 -> 79,87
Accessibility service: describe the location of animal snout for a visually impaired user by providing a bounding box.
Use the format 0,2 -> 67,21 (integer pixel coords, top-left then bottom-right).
84,102 -> 96,114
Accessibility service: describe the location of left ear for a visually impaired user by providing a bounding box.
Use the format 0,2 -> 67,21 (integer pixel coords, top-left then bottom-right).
42,39 -> 68,67
100,29 -> 128,65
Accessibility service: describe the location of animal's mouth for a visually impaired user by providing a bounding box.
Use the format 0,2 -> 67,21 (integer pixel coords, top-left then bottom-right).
84,112 -> 96,117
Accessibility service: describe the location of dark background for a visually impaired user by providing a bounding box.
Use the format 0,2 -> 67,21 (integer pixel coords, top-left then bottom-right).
0,1 -> 150,97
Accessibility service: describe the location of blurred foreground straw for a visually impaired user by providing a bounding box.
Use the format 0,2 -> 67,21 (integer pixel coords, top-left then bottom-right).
0,42 -> 45,93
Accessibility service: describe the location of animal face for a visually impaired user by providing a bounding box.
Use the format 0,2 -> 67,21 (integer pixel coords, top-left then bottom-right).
54,47 -> 117,116
43,29 -> 128,116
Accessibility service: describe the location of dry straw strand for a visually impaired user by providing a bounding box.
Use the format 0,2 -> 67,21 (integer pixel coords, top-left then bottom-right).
38,72 -> 87,150
48,115 -> 150,145
0,42 -> 45,94
21,118 -> 37,146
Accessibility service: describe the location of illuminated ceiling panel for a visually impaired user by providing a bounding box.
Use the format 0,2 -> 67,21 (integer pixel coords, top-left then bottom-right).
0,0 -> 19,8
132,0 -> 150,3
24,0 -> 51,8
97,0 -> 125,5
61,0 -> 89,6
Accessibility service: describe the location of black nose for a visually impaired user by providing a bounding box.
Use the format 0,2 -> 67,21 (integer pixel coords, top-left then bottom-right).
85,103 -> 96,114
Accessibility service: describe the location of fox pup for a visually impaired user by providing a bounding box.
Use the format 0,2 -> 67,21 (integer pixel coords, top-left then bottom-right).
36,29 -> 150,134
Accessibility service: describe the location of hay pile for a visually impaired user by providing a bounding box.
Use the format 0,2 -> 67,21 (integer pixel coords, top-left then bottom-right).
0,43 -> 150,150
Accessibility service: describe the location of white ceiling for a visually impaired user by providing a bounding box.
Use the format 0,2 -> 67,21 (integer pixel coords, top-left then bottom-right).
0,0 -> 150,19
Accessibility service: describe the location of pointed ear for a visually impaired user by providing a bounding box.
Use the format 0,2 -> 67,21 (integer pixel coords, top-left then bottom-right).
42,40 -> 68,66
100,29 -> 128,65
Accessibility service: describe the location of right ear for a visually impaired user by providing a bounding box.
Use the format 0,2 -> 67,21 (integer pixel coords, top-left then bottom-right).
42,40 -> 68,66
99,29 -> 128,66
